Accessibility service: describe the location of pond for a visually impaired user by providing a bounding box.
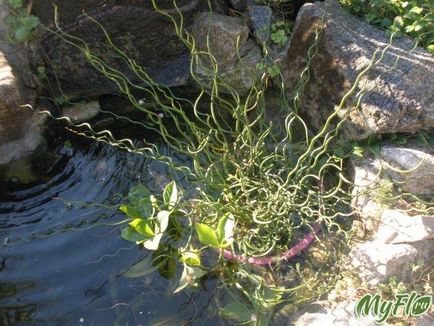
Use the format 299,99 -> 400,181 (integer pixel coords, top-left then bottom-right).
0,133 -> 224,325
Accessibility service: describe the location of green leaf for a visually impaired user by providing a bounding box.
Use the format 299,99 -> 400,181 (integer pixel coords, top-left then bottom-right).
9,0 -> 23,9
36,66 -> 47,79
14,26 -> 30,42
187,265 -> 206,279
124,255 -> 156,278
217,212 -> 234,247
368,143 -> 381,156
393,16 -> 404,28
163,181 -> 178,209
129,219 -> 154,237
153,248 -> 176,279
27,15 -> 39,29
121,226 -> 147,243
352,145 -> 365,157
413,24 -> 423,32
128,184 -> 151,206
174,264 -> 189,293
259,284 -> 285,306
143,233 -> 163,250
395,134 -> 407,145
333,146 -> 344,158
179,251 -> 201,266
405,25 -> 415,33
221,301 -> 254,323
120,205 -> 142,219
174,264 -> 206,293
150,195 -> 158,209
271,30 -> 288,46
194,223 -> 220,248
409,6 -> 423,14
156,210 -> 170,233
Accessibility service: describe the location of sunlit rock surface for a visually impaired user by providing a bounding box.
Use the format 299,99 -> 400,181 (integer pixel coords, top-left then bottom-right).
281,0 -> 434,140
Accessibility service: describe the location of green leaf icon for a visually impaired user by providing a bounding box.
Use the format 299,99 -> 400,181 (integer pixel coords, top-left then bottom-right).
411,295 -> 432,316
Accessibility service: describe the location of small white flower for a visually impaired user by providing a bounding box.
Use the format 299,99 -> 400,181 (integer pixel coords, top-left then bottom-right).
158,113 -> 164,118
138,98 -> 145,105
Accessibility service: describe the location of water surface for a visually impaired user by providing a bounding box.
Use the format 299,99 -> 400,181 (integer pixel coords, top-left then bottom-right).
0,135 -> 223,325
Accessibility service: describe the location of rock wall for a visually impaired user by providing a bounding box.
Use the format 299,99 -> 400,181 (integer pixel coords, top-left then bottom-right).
0,0 -> 42,166
31,0 -> 229,99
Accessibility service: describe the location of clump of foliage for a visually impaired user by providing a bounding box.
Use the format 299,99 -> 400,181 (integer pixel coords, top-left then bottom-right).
6,0 -> 40,43
270,21 -> 293,46
339,0 -> 434,52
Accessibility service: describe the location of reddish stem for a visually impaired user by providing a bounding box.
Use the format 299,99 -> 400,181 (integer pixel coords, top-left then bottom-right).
223,223 -> 321,266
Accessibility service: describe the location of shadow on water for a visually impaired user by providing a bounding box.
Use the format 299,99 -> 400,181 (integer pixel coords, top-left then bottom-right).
0,132 -> 224,325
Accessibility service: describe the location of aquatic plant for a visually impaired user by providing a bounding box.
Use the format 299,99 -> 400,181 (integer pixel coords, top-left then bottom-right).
31,1 -> 433,324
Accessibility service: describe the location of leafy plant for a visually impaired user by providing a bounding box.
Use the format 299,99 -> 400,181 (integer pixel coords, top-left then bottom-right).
339,0 -> 434,52
39,1 -> 432,324
6,0 -> 40,43
36,66 -> 47,80
257,60 -> 281,78
270,21 -> 293,46
120,182 -> 181,251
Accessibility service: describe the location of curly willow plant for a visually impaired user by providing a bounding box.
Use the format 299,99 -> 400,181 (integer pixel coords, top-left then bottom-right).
36,0 -> 405,323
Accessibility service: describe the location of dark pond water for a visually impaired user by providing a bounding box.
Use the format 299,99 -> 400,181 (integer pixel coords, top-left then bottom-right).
0,134 -> 224,325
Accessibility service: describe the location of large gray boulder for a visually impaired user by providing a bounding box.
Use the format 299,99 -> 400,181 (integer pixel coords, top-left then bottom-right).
380,143 -> 434,195
350,238 -> 432,285
192,12 -> 262,95
281,0 -> 434,140
32,0 -> 228,99
0,0 -> 43,166
350,144 -> 434,285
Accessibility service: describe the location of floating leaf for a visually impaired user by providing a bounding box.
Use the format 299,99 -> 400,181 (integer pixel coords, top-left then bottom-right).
195,223 -> 220,248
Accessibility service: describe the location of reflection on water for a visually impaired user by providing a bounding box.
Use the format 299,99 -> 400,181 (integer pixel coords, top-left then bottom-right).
0,135 -> 223,325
